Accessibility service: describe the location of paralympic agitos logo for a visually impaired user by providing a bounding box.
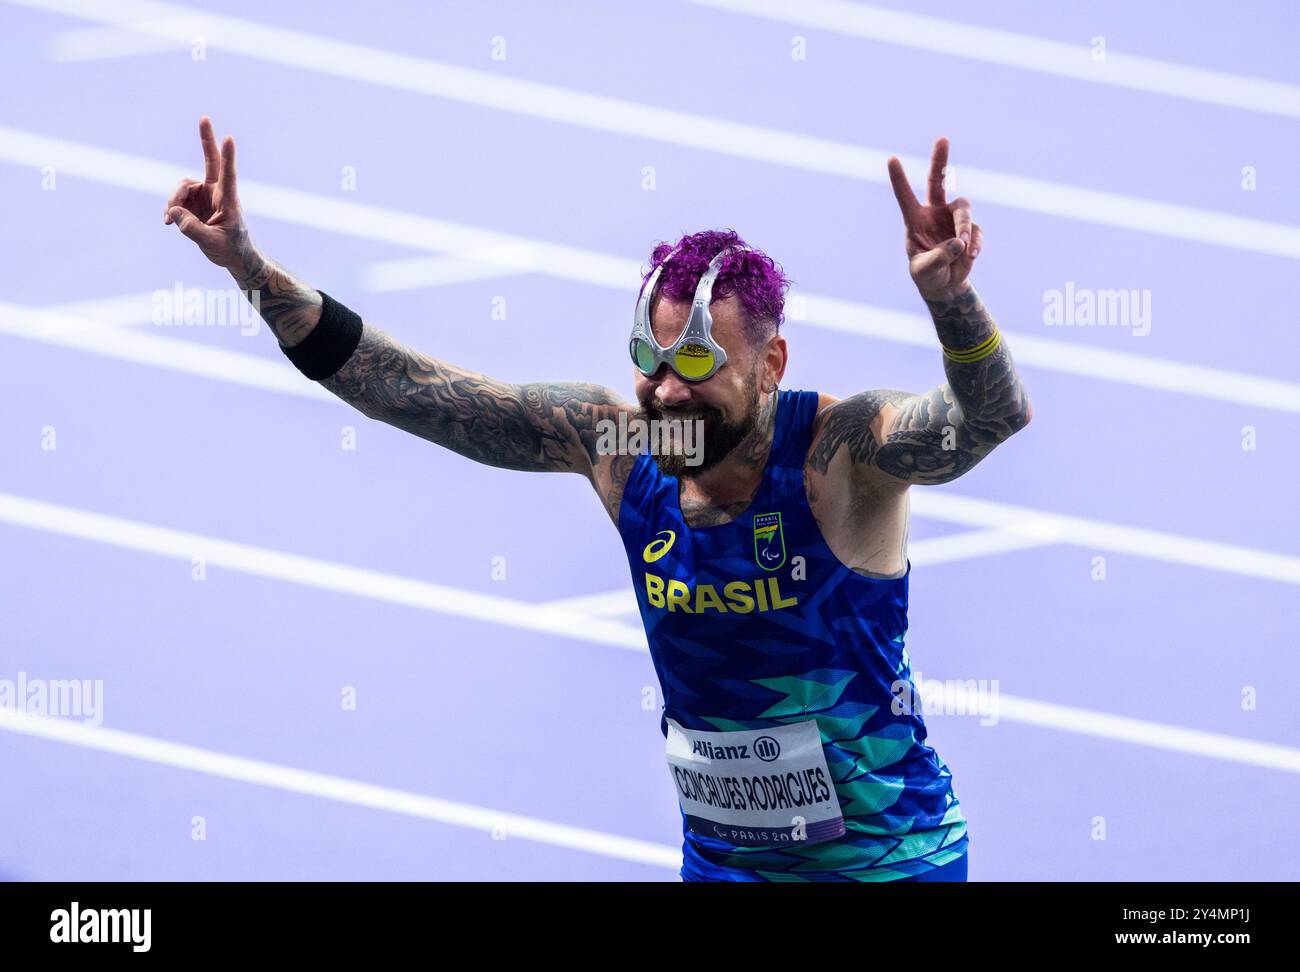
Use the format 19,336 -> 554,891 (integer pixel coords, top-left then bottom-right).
752,512 -> 786,571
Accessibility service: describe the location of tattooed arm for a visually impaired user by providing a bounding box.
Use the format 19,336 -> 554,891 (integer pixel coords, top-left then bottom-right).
810,286 -> 1031,486
319,323 -> 639,515
242,262 -> 638,517
808,136 -> 1032,487
234,249 -> 637,515
164,116 -> 638,524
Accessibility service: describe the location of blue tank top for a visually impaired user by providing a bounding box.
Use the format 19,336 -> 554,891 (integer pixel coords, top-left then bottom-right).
618,389 -> 968,881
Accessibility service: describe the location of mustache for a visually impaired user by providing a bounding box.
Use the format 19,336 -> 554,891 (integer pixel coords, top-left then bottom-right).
641,402 -> 724,423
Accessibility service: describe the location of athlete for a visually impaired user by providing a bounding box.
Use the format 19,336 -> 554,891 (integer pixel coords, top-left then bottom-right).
164,117 -> 1031,882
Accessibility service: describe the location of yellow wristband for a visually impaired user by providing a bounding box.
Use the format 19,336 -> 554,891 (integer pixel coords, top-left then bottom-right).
942,327 -> 1001,364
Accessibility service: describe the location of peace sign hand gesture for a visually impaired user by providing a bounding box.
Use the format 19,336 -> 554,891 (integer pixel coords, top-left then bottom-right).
887,137 -> 981,302
162,116 -> 248,272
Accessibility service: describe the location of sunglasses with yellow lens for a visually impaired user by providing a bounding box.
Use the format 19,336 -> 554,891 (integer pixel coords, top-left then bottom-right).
630,246 -> 747,383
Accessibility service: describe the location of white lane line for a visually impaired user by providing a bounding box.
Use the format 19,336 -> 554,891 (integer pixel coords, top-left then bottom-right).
2,490 -> 1298,773
46,24 -> 189,61
0,302 -> 333,401
2,301 -> 1298,586
919,680 -> 1300,775
908,523 -> 1063,564
540,526 -> 1063,616
0,127 -> 629,281
804,294 -> 1300,415
9,0 -> 1300,258
542,589 -> 640,618
361,253 -> 536,292
49,292 -> 164,327
0,491 -> 648,653
0,708 -> 680,870
1,290 -> 1298,588
908,490 -> 1300,586
682,0 -> 1300,119
1,128 -> 1297,416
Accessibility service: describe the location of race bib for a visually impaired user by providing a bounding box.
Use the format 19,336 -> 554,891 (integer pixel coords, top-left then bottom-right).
665,718 -> 845,847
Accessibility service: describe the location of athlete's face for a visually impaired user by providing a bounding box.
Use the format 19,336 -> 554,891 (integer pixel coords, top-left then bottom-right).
634,294 -> 781,478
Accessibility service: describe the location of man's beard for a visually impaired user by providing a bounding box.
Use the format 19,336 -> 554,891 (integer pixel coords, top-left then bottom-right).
641,372 -> 763,479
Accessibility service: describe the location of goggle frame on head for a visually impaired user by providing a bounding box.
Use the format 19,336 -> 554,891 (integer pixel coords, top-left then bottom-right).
630,245 -> 749,382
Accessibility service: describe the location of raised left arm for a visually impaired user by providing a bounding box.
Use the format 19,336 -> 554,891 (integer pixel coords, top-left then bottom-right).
831,286 -> 1031,485
810,137 -> 1031,487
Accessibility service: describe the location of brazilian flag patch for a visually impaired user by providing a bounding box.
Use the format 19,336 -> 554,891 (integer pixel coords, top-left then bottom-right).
753,512 -> 786,571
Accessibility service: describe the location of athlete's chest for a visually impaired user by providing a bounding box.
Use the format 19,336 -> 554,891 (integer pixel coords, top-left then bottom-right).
637,507 -> 811,620
675,462 -> 909,578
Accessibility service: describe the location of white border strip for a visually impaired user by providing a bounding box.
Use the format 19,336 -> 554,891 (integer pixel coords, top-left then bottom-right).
7,0 -> 1300,257
0,707 -> 681,869
682,0 -> 1300,119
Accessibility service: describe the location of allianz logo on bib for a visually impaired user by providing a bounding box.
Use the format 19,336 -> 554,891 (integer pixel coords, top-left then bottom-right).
691,735 -> 781,762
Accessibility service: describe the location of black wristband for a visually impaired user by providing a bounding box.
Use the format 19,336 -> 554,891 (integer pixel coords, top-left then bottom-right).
281,290 -> 364,380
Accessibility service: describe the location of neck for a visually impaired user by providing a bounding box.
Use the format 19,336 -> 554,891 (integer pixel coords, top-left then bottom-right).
680,389 -> 779,501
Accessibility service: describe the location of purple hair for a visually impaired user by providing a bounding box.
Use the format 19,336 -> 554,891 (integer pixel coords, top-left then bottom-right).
640,229 -> 791,346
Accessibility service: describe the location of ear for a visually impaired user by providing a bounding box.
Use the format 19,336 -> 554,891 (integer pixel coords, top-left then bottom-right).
764,334 -> 788,391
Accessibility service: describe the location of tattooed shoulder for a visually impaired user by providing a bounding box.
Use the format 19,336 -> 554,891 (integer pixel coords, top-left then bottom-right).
807,390 -> 913,475
518,380 -> 628,470
808,387 -> 976,486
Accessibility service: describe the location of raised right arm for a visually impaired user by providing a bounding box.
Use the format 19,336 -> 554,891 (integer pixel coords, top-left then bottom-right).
246,257 -> 641,516
164,117 -> 639,522
322,325 -> 623,472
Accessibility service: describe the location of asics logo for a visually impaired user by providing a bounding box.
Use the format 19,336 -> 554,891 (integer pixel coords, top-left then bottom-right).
643,530 -> 676,563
